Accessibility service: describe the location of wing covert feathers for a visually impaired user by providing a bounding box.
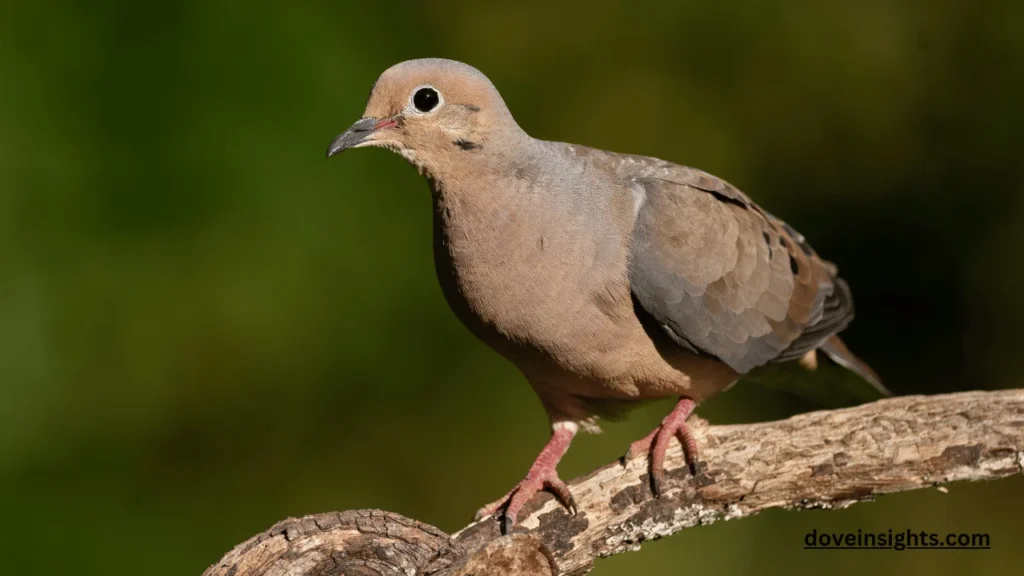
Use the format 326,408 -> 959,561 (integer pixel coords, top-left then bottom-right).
625,164 -> 860,375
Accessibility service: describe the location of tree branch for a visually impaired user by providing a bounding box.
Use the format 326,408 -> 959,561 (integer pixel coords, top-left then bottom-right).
203,389 -> 1024,576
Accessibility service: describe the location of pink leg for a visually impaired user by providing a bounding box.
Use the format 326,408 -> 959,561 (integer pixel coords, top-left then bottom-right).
475,423 -> 578,534
626,397 -> 700,496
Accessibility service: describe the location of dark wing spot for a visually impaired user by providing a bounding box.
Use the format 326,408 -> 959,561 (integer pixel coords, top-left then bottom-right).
780,237 -> 789,248
705,188 -> 747,209
687,177 -> 749,209
762,231 -> 773,258
790,254 -> 800,274
453,139 -> 481,151
652,177 -> 749,209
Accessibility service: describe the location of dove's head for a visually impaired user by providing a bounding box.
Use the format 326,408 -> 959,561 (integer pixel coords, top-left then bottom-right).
327,59 -> 522,171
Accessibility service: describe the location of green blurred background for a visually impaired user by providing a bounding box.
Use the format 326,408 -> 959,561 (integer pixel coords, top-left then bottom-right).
2,0 -> 1022,574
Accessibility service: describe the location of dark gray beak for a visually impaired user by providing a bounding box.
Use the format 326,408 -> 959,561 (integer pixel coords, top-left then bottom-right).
326,117 -> 380,158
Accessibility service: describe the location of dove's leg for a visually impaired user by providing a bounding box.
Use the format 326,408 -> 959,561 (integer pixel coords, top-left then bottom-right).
626,397 -> 699,496
475,422 -> 578,535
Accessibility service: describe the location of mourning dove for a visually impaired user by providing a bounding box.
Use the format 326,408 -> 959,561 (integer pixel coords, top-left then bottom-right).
326,58 -> 888,534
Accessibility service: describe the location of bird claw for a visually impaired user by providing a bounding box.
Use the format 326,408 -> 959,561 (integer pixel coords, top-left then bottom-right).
689,458 -> 703,477
627,398 -> 700,497
651,468 -> 665,498
546,478 -> 579,516
501,512 -> 516,536
475,470 -> 576,535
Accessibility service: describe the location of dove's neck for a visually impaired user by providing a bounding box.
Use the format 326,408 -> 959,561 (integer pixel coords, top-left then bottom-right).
424,136 -> 574,237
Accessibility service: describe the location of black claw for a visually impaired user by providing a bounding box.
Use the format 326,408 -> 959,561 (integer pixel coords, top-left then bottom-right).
650,473 -> 663,498
546,481 -> 578,516
501,513 -> 516,535
689,460 -> 700,476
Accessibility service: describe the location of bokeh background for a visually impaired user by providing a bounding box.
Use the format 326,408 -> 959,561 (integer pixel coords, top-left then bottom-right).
2,1 -> 1022,574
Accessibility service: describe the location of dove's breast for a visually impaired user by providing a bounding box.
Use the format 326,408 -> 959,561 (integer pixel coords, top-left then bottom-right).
427,169 -> 652,386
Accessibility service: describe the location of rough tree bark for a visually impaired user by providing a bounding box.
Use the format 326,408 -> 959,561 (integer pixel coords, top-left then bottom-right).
203,389 -> 1024,576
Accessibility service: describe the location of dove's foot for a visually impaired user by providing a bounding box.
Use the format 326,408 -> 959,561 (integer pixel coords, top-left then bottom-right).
475,424 -> 578,535
625,397 -> 700,496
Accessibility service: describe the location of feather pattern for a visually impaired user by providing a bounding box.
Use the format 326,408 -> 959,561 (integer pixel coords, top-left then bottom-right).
620,161 -> 854,374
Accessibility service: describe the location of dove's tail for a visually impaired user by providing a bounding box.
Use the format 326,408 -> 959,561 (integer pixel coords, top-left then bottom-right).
819,336 -> 891,397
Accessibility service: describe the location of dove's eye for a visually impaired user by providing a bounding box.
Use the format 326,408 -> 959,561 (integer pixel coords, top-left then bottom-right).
412,87 -> 440,112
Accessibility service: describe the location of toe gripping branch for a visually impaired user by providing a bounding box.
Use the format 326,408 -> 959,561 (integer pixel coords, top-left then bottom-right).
476,424 -> 578,535
477,397 -> 700,535
626,397 -> 700,497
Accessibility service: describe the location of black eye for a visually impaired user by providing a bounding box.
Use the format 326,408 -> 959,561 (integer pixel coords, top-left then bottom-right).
413,87 -> 440,112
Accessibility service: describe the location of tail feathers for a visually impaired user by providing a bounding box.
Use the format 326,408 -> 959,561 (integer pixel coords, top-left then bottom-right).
820,336 -> 891,397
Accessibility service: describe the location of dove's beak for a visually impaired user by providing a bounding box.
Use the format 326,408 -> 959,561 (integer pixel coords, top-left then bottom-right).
326,117 -> 398,158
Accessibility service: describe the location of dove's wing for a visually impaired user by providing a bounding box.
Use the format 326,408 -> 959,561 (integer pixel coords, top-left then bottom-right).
623,162 -> 852,374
